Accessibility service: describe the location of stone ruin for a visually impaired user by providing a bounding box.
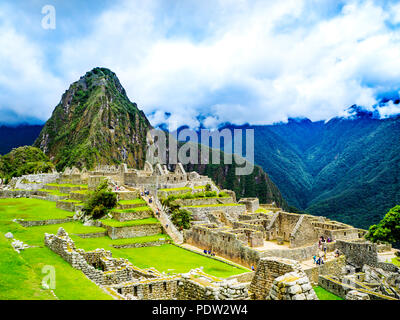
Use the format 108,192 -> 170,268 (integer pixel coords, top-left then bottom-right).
44,227 -> 250,300
249,257 -> 317,300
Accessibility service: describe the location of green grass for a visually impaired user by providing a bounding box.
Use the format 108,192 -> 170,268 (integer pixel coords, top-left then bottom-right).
118,198 -> 147,205
45,183 -> 88,189
71,234 -> 170,249
0,231 -> 112,300
20,247 -> 113,300
184,203 -> 243,208
58,199 -> 82,203
0,221 -> 106,247
392,257 -> 400,267
100,217 -> 160,228
0,198 -> 73,221
91,244 -> 247,278
158,187 -> 192,192
38,189 -> 69,197
313,286 -> 344,300
70,190 -> 89,195
112,206 -> 152,213
0,234 -> 56,300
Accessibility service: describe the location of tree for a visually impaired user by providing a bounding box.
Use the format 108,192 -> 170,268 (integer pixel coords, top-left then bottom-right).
365,205 -> 400,244
82,180 -> 117,219
171,209 -> 192,229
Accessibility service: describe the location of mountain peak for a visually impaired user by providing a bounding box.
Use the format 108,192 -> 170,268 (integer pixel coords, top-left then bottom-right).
34,68 -> 151,171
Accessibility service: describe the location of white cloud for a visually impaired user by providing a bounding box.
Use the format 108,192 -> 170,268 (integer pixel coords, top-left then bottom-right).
2,0 -> 400,127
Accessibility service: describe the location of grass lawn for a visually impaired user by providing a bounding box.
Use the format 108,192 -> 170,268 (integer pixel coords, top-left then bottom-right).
392,257 -> 400,267
97,244 -> 248,278
112,206 -> 151,213
58,199 -> 82,203
184,203 -> 243,208
118,199 -> 147,205
45,183 -> 88,189
0,221 -> 106,247
313,286 -> 343,300
158,187 -> 192,192
0,232 -> 112,300
0,234 -> 56,300
0,198 -> 73,221
38,189 -> 69,197
100,217 -> 160,228
71,234 -> 170,249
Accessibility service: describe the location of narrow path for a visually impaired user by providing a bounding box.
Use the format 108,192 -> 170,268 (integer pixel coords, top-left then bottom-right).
141,190 -> 184,244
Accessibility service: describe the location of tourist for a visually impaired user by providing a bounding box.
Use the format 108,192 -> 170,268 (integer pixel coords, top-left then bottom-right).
334,249 -> 340,258
322,239 -> 327,258
313,255 -> 317,264
166,224 -> 168,229
251,265 -> 255,271
327,237 -> 331,243
208,249 -> 211,255
318,236 -> 322,250
203,249 -> 207,254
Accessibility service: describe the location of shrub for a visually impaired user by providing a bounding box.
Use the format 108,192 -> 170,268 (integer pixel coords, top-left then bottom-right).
205,183 -> 212,192
171,209 -> 192,229
82,180 -> 117,219
365,205 -> 400,244
205,191 -> 217,197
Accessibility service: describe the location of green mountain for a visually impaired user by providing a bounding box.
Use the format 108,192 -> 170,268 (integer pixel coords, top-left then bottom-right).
34,67 -> 151,171
182,145 -> 288,209
222,115 -> 400,229
31,68 -> 286,208
0,146 -> 54,183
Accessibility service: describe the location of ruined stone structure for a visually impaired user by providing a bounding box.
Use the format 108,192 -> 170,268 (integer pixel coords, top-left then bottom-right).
249,257 -> 317,300
45,228 -> 250,300
3,160 -> 399,301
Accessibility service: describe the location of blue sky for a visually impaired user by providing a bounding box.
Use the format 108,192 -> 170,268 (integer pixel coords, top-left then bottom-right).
1,0 -> 400,128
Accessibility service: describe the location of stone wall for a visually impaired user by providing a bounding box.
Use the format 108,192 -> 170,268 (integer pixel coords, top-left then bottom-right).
113,277 -> 180,300
183,204 -> 246,222
336,240 -> 400,272
17,217 -> 74,227
268,271 -> 318,300
111,239 -> 168,249
249,257 -> 304,300
238,198 -> 259,213
289,215 -> 319,248
304,255 -> 346,285
185,225 -> 262,268
318,275 -> 397,300
175,197 -> 234,207
103,223 -> 163,240
112,209 -> 153,222
260,243 -> 319,262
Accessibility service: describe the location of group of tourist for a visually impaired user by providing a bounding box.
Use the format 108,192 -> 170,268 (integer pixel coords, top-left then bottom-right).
203,249 -> 216,257
313,236 -> 341,265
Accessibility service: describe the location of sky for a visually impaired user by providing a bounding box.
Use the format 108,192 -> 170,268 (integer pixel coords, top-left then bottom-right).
1,0 -> 400,128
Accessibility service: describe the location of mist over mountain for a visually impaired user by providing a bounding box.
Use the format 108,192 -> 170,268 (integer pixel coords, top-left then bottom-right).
0,68 -> 286,209
219,112 -> 400,229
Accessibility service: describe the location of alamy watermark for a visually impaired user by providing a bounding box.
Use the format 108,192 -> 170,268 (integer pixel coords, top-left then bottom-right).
41,5 -> 56,30
42,265 -> 56,290
146,125 -> 254,176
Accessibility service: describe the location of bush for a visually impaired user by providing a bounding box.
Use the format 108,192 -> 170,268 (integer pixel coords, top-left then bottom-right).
365,205 -> 400,244
218,191 -> 228,198
171,209 -> 192,229
205,191 -> 217,197
82,180 -> 117,219
205,183 -> 212,192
